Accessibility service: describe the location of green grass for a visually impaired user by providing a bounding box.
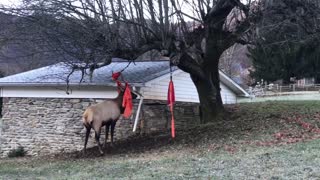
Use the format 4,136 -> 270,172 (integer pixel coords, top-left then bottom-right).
2,101 -> 320,179
2,141 -> 320,179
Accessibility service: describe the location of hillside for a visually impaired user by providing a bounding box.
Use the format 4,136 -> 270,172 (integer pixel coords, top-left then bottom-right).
0,13 -> 58,76
1,101 -> 320,179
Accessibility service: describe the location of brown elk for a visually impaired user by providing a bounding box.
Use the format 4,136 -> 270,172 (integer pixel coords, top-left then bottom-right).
82,86 -> 137,155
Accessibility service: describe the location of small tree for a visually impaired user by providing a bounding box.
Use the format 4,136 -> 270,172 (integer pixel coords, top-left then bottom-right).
219,43 -> 250,82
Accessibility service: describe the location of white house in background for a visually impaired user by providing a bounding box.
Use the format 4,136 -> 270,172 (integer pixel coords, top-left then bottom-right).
0,60 -> 249,104
296,78 -> 315,86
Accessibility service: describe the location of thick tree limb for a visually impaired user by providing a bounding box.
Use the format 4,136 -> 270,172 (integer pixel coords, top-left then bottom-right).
175,52 -> 206,80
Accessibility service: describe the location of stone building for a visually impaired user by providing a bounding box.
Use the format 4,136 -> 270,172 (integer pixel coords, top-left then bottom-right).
0,60 -> 248,157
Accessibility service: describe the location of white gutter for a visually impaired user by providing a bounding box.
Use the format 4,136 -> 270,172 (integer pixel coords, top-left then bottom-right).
219,71 -> 250,97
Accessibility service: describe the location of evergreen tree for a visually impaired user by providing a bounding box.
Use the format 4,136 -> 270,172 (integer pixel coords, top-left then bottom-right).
248,0 -> 320,84
248,41 -> 304,84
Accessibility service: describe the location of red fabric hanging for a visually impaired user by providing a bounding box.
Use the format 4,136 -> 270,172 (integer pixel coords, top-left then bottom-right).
112,72 -> 124,92
167,79 -> 175,138
167,80 -> 175,105
112,72 -> 121,81
122,82 -> 133,118
112,71 -> 133,118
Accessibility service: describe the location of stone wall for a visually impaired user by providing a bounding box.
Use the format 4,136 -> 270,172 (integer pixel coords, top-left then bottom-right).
0,97 -> 200,157
140,100 -> 200,133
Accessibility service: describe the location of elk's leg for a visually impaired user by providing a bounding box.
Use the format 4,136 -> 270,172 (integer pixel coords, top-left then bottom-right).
83,126 -> 91,154
94,128 -> 104,155
104,122 -> 110,148
110,120 -> 117,147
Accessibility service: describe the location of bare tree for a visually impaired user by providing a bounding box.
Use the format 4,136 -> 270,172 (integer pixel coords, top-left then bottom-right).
219,44 -> 239,79
0,0 -> 257,123
219,43 -> 252,84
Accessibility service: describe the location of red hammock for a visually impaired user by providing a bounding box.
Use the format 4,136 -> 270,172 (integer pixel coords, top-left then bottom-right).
122,82 -> 133,118
112,72 -> 133,118
167,78 -> 175,138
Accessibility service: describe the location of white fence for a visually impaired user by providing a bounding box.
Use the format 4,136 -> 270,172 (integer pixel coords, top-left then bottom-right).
248,84 -> 320,97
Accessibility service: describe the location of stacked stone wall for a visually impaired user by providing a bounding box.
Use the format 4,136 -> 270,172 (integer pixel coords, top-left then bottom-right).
0,98 -> 200,157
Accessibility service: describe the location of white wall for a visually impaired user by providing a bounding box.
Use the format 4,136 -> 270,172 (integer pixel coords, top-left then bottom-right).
220,83 -> 237,104
0,86 -> 118,99
141,70 -> 237,104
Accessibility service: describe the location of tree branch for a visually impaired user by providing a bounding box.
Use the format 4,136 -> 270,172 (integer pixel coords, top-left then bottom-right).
175,52 -> 206,80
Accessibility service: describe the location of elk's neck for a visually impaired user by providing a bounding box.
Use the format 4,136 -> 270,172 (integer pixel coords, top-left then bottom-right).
114,93 -> 125,114
114,93 -> 124,107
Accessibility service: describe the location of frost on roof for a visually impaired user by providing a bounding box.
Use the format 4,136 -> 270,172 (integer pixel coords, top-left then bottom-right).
0,61 -> 174,85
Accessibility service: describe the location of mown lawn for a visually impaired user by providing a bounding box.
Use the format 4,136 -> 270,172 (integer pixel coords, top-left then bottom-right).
2,101 -> 320,179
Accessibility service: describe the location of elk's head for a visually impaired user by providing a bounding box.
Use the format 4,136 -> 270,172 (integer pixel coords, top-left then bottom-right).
118,84 -> 138,100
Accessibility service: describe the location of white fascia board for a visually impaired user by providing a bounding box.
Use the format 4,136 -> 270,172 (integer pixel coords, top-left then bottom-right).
0,86 -> 119,99
219,71 -> 250,97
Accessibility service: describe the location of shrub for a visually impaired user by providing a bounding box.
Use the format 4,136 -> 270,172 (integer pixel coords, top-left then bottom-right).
7,146 -> 27,158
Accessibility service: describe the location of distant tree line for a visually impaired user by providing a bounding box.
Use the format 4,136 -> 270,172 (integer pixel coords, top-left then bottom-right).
248,0 -> 320,84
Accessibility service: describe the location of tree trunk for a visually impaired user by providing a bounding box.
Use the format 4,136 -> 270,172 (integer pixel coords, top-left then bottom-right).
212,65 -> 223,106
174,0 -> 239,124
315,76 -> 320,84
192,29 -> 226,123
191,70 -> 223,124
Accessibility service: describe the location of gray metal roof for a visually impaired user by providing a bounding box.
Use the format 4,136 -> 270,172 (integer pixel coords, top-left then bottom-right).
0,60 -> 174,87
0,60 -> 249,96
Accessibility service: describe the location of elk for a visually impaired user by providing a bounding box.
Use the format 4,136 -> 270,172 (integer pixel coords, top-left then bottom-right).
82,85 -> 137,155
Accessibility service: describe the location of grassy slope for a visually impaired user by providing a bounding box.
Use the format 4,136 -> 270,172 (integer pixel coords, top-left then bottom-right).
2,101 -> 320,179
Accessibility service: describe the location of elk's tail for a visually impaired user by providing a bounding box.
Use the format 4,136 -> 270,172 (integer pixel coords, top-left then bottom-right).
82,109 -> 93,128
